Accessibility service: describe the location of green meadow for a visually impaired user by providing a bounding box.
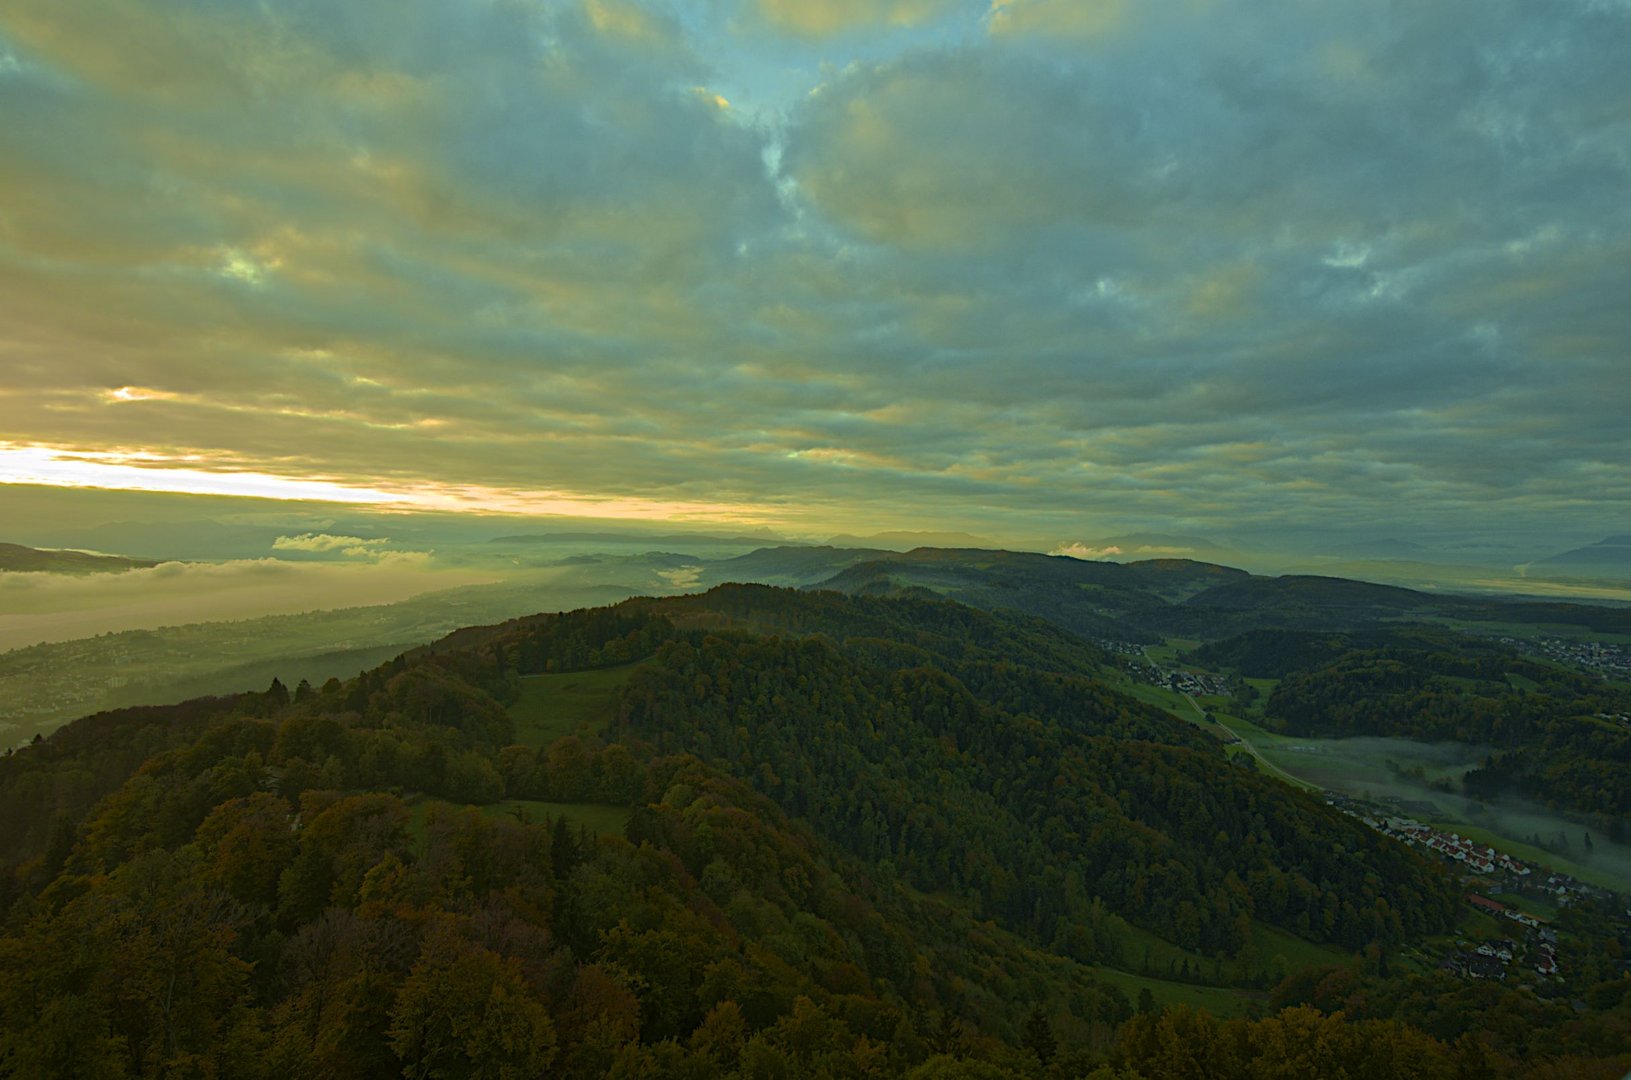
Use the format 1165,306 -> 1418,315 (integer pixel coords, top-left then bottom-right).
509,663 -> 643,746
486,798 -> 632,835
1088,967 -> 1261,1018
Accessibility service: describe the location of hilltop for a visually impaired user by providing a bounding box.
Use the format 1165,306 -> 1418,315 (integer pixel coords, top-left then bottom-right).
0,542 -> 155,574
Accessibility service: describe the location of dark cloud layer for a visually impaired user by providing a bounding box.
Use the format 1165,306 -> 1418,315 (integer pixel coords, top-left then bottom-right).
1,0 -> 1627,542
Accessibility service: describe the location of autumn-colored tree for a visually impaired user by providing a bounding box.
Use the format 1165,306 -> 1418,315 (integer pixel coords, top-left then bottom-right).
388,929 -> 557,1080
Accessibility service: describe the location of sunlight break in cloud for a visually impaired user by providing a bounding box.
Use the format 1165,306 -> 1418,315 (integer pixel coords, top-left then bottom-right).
1,0 -> 1627,543
272,533 -> 390,554
0,444 -> 782,526
1052,543 -> 1122,560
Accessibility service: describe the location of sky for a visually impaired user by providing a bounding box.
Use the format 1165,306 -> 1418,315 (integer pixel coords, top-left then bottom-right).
1,0 -> 1628,549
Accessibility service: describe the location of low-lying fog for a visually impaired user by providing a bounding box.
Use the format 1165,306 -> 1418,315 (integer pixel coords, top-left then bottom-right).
1258,735 -> 1631,890
0,559 -> 500,652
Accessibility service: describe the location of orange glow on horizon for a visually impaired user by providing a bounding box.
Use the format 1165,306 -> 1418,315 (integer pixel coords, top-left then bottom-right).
0,442 -> 780,524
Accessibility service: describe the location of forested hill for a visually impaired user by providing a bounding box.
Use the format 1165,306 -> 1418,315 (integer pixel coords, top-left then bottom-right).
703,544 -> 1631,643
0,541 -> 156,573
2,585 -> 1627,1077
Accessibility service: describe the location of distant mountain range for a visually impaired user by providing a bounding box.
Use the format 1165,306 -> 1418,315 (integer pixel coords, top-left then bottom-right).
1536,535 -> 1631,578
1055,532 -> 1244,564
1328,538 -> 1431,559
823,529 -> 1001,550
0,542 -> 155,574
697,544 -> 1631,642
491,531 -> 794,547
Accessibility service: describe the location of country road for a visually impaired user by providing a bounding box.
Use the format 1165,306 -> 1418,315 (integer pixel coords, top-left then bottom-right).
1179,690 -> 1317,791
1139,645 -> 1319,791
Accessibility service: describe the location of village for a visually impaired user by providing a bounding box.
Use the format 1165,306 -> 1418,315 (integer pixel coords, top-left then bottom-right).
1070,640 -> 1624,990
1323,792 -> 1631,985
1096,640 -> 1234,697
1499,634 -> 1631,682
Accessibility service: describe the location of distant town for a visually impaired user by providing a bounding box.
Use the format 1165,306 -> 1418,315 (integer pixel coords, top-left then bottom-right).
1501,635 -> 1631,682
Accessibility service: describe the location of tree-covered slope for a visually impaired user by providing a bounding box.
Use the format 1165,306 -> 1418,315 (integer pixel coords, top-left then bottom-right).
1,585 -> 1626,1077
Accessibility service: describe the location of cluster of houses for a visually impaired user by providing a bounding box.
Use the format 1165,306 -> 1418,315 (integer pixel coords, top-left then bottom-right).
1437,932 -> 1560,981
1099,644 -> 1234,697
1465,892 -> 1544,931
1499,635 -> 1631,681
1439,931 -> 1520,981
1321,795 -> 1534,878
1454,897 -> 1563,979
1377,818 -> 1533,877
1165,669 -> 1230,696
1325,793 -> 1592,982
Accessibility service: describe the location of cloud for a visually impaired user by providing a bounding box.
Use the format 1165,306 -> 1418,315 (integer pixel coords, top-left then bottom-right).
988,0 -> 1131,40
0,557 -> 486,650
272,531 -> 438,565
0,0 -> 1627,546
754,0 -> 958,38
273,533 -> 390,554
655,565 -> 703,589
1052,543 -> 1122,560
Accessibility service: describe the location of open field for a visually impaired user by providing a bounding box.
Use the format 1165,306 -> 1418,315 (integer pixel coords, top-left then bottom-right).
1425,615 -> 1631,645
509,663 -> 643,746
1253,923 -> 1352,971
1088,967 -> 1259,1017
1106,912 -> 1347,985
406,796 -> 632,850
1208,712 -> 1322,791
486,799 -> 632,835
1241,678 -> 1279,716
1142,639 -> 1201,667
1104,673 -> 1195,716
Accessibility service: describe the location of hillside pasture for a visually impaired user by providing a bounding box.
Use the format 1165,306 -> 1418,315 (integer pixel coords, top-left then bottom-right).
509,663 -> 642,746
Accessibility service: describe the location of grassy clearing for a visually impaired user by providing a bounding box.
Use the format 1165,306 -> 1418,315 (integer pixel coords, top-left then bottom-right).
405,796 -> 632,853
1103,916 -> 1347,993
1253,923 -> 1351,971
1089,967 -> 1258,1017
510,663 -> 642,746
1107,675 -> 1196,717
1109,919 -> 1214,980
486,799 -> 631,835
1142,639 -> 1201,667
1241,678 -> 1279,718
1427,616 -> 1631,645
1212,713 -> 1302,750
1454,908 -> 1507,940
1208,714 -> 1322,791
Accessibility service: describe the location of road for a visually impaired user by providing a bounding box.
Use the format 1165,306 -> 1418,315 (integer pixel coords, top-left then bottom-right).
1138,645 -> 1318,791
1179,690 -> 1317,791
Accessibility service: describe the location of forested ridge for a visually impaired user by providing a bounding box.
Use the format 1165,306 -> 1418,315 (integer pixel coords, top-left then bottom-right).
1,585 -> 1627,1078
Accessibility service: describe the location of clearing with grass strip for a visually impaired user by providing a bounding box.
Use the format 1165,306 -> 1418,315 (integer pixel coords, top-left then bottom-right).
509,663 -> 643,746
